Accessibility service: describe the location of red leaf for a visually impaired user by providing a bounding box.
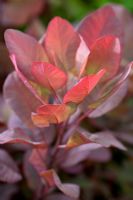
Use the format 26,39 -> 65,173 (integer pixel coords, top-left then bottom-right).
0,149 -> 22,183
80,36 -> 121,78
44,17 -> 80,70
63,69 -> 106,104
32,62 -> 67,90
0,128 -> 46,148
40,169 -> 80,199
4,29 -> 47,80
32,104 -> 73,127
78,5 -> 123,48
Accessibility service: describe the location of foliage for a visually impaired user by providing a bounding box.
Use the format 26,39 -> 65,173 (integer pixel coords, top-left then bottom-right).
0,2 -> 133,200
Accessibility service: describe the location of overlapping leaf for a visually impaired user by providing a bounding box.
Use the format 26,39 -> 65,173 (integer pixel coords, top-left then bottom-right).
110,4 -> 133,61
32,62 -> 67,90
4,29 -> 47,79
88,62 -> 132,117
78,5 -> 123,48
63,69 -> 105,104
44,16 -> 80,70
32,104 -> 73,127
41,169 -> 80,199
61,130 -> 125,150
0,128 -> 46,147
80,36 -> 121,78
60,143 -> 102,167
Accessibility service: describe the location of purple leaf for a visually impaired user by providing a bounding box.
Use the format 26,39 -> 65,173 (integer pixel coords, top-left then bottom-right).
3,72 -> 41,127
0,128 -> 46,147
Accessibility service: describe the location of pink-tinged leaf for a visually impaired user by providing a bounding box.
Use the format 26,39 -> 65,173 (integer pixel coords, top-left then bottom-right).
87,147 -> 111,162
61,131 -> 125,167
4,29 -> 47,80
117,132 -> 133,145
10,55 -> 47,104
1,0 -> 44,26
80,62 -> 132,117
0,128 -> 46,147
29,148 -> 47,173
87,131 -> 126,150
8,113 -> 55,145
76,36 -> 90,72
0,149 -> 22,183
89,80 -> 128,118
88,62 -> 132,117
61,143 -> 102,167
78,5 -> 123,48
63,69 -> 106,104
80,36 -> 121,78
41,169 -> 80,199
32,62 -> 67,90
60,129 -> 125,150
32,104 -> 73,127
3,72 -> 41,127
44,16 -> 80,70
110,4 -> 133,61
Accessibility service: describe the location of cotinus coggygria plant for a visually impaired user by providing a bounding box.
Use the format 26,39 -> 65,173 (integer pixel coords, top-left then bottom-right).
0,4 -> 133,200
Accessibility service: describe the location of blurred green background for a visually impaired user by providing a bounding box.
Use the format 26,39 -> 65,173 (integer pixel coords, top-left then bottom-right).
44,0 -> 133,23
